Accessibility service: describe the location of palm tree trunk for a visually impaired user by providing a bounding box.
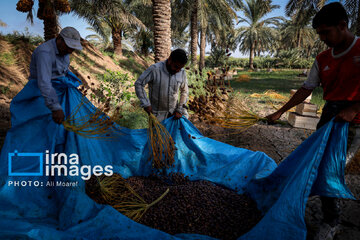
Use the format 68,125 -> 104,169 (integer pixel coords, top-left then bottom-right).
249,43 -> 255,70
152,0 -> 172,62
297,30 -> 301,48
199,26 -> 206,71
190,0 -> 198,67
112,28 -> 123,57
43,16 -> 58,41
142,44 -> 149,57
39,0 -> 58,41
141,32 -> 149,56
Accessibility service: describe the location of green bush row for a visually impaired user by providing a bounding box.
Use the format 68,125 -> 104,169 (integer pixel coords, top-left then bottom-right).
215,56 -> 314,69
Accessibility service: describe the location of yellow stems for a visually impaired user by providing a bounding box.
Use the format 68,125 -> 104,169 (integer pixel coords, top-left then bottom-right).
62,97 -> 120,139
96,174 -> 170,222
147,114 -> 175,169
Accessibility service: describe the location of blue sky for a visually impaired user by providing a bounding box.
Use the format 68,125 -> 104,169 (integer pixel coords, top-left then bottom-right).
0,1 -> 94,38
0,0 -> 340,57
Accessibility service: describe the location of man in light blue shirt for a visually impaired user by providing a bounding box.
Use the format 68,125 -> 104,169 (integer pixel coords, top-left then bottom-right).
29,26 -> 83,124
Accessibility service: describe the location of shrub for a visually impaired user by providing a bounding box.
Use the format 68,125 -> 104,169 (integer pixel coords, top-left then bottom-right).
114,102 -> 148,129
2,28 -> 43,45
97,70 -> 136,105
187,68 -> 208,98
220,55 -> 313,70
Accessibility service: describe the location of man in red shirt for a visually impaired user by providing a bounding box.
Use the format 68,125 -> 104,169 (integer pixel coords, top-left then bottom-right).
266,3 -> 360,240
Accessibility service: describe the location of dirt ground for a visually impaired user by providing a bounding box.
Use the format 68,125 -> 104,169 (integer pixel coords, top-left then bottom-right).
192,116 -> 360,240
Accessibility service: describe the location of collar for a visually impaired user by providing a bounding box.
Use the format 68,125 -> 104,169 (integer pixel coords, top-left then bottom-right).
332,36 -> 358,59
163,60 -> 171,75
51,38 -> 60,55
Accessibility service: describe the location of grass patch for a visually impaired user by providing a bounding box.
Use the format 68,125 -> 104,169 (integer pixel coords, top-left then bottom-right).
232,70 -> 304,96
0,51 -> 16,65
100,49 -> 148,79
115,102 -> 148,129
117,57 -> 147,79
77,51 -> 96,66
231,70 -> 325,108
100,50 -> 120,65
2,30 -> 43,45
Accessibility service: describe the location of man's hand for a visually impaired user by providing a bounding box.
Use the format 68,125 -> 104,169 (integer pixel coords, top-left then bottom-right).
173,111 -> 182,120
335,107 -> 358,122
144,106 -> 153,115
265,87 -> 312,124
265,111 -> 283,124
52,110 -> 65,124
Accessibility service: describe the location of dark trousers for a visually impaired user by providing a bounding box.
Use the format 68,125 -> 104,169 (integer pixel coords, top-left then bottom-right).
320,196 -> 340,226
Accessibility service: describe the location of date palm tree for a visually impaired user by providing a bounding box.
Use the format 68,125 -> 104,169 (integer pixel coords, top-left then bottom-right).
129,0 -> 189,58
70,0 -> 145,57
169,0 -> 238,68
286,0 -> 360,35
125,0 -> 154,56
131,0 -> 238,67
198,0 -> 239,70
285,0 -> 326,17
237,0 -> 283,69
85,25 -> 111,49
280,21 -> 316,57
171,0 -> 190,49
279,7 -> 317,55
189,0 -> 239,69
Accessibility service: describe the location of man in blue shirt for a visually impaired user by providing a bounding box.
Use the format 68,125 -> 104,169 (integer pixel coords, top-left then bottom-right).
29,26 -> 82,124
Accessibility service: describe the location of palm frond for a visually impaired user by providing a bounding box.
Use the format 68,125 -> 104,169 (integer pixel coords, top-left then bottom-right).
236,0 -> 283,56
0,20 -> 7,27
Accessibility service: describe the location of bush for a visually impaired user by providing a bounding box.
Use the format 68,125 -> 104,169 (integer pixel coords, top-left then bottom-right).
2,28 -> 43,45
94,70 -> 149,129
275,49 -> 314,69
236,58 -> 249,68
212,55 -> 313,70
187,68 -> 208,98
114,102 -> 148,129
0,51 -> 16,65
293,58 -> 314,69
226,57 -> 242,67
97,70 -> 136,106
205,47 -> 229,68
252,57 -> 277,69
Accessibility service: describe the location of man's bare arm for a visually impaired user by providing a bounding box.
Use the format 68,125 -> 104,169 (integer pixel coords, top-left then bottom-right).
266,87 -> 313,122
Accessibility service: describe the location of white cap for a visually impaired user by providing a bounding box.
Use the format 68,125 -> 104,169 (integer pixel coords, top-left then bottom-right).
59,27 -> 82,50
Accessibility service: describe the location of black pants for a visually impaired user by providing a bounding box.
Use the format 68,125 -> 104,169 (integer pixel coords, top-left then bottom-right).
320,196 -> 340,226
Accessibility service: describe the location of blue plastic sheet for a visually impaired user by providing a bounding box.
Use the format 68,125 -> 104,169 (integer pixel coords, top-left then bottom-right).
0,72 -> 355,240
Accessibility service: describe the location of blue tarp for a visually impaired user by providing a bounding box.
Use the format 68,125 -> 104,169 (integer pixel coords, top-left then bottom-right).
0,72 -> 355,240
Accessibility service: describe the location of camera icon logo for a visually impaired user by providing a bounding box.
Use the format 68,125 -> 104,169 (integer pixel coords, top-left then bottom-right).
8,150 -> 43,176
